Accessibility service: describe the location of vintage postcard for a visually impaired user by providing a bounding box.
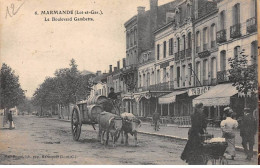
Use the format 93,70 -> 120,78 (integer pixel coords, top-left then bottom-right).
0,0 -> 259,165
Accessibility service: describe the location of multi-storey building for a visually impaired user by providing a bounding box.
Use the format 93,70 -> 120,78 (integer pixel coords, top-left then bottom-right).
125,0 -> 182,116
154,0 -> 195,117
193,0 -> 258,119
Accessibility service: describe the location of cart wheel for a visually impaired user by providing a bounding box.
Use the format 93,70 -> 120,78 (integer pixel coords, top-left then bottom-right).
71,108 -> 81,141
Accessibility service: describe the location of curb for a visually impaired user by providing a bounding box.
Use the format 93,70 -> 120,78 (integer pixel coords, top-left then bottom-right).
137,130 -> 257,155
47,117 -> 257,154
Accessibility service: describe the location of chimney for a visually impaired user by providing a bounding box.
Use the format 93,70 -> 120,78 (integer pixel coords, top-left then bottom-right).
96,71 -> 101,76
150,0 -> 158,48
109,65 -> 112,73
137,6 -> 145,14
117,61 -> 120,70
122,58 -> 126,68
114,67 -> 118,71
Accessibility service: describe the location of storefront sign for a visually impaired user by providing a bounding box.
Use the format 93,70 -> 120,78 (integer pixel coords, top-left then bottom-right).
188,86 -> 211,96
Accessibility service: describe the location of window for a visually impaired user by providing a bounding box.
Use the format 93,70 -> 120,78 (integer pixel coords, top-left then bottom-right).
143,74 -> 146,87
157,44 -> 160,60
187,4 -> 191,17
151,71 -> 154,85
163,68 -> 167,83
182,65 -> 186,86
139,74 -> 142,87
126,32 -> 129,48
177,37 -> 180,52
147,73 -> 150,87
203,27 -> 208,50
251,41 -> 258,63
203,59 -> 208,80
220,10 -> 225,30
169,38 -> 173,55
210,24 -> 216,46
234,46 -> 241,57
187,32 -> 192,49
233,3 -> 240,25
157,69 -> 160,84
196,31 -> 201,52
220,50 -> 226,71
134,28 -> 137,45
182,35 -> 186,51
251,0 -> 256,17
163,41 -> 166,58
177,67 -> 180,87
170,66 -> 174,81
188,64 -> 192,85
196,62 -> 201,83
211,58 -> 217,79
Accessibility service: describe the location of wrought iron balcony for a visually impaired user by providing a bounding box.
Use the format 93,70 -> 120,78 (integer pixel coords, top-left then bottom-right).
186,48 -> 192,58
175,52 -> 180,62
211,40 -> 216,48
247,17 -> 257,33
203,80 -> 209,86
211,78 -> 217,86
230,23 -> 241,39
217,70 -> 229,83
216,29 -> 226,43
180,50 -> 185,60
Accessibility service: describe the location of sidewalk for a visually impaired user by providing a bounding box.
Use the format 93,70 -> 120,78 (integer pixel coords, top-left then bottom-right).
138,122 -> 258,152
48,115 -> 257,153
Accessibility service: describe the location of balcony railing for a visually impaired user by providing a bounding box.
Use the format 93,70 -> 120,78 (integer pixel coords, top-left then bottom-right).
203,43 -> 208,51
138,81 -> 176,92
175,52 -> 180,62
211,78 -> 217,86
217,70 -> 229,83
196,46 -> 201,53
247,17 -> 257,33
211,40 -> 216,48
186,48 -> 192,58
230,23 -> 241,39
216,29 -> 226,43
180,50 -> 185,60
203,80 -> 209,86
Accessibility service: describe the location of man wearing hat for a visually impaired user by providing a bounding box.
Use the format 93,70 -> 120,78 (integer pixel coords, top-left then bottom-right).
220,107 -> 238,160
240,107 -> 257,161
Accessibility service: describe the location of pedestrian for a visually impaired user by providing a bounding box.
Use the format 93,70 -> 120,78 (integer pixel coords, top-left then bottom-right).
240,107 -> 257,161
152,110 -> 160,131
7,110 -> 15,129
220,107 -> 238,160
181,103 -> 207,165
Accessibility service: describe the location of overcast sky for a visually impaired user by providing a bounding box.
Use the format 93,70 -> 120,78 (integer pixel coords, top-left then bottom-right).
0,0 -> 174,97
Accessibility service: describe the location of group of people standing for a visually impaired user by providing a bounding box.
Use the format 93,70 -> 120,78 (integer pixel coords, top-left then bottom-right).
181,103 -> 257,164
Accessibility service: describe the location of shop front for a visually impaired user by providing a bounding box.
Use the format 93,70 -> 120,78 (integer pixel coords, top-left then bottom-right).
192,83 -> 239,125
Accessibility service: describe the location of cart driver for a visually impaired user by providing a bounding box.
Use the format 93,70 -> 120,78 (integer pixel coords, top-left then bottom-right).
108,87 -> 117,100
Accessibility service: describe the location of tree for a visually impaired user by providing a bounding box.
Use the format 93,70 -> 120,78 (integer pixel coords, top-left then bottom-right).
228,49 -> 257,108
0,63 -> 25,111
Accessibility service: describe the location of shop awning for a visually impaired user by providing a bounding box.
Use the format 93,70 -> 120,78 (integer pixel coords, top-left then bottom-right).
192,83 -> 238,106
158,90 -> 187,104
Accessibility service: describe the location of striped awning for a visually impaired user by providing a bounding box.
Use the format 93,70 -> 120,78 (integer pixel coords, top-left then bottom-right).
193,83 -> 238,106
158,90 -> 187,104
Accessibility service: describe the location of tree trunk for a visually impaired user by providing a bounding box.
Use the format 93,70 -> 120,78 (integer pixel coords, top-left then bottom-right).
244,96 -> 247,108
67,105 -> 70,120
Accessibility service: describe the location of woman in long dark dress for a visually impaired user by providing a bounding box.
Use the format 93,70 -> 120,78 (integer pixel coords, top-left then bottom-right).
181,103 -> 207,165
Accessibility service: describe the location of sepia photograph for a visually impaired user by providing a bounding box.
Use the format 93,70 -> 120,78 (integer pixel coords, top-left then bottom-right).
0,0 -> 259,165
